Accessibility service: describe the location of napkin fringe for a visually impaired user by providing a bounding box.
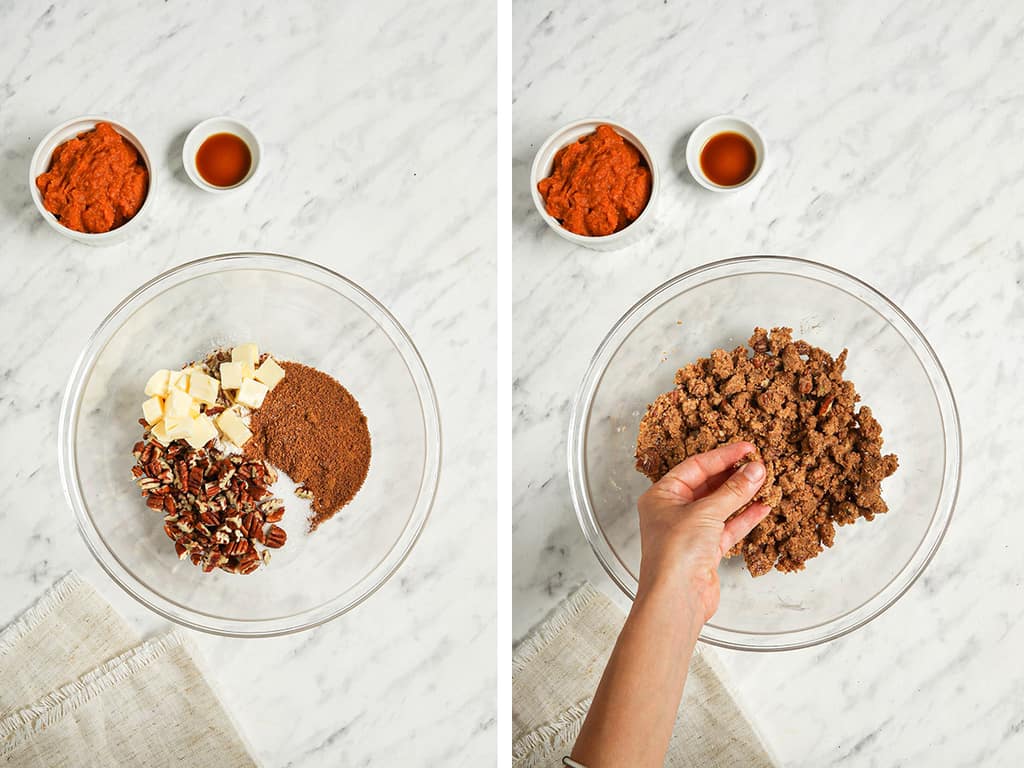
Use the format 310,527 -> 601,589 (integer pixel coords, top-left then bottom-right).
0,572 -> 82,658
511,696 -> 591,768
512,582 -> 600,676
0,632 -> 183,756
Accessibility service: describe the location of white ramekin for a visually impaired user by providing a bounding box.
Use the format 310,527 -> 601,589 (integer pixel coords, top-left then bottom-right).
182,117 -> 261,193
685,114 -> 765,192
530,118 -> 659,252
30,116 -> 156,246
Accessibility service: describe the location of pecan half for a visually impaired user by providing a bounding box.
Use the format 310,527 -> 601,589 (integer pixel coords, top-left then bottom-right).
264,525 -> 287,548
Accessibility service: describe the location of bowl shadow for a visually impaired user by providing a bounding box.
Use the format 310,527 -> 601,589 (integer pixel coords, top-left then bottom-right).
165,128 -> 193,187
669,125 -> 703,189
1,121 -> 52,229
512,144 -> 538,230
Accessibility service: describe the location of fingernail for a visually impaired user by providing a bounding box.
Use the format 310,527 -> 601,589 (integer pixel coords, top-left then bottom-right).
742,462 -> 765,482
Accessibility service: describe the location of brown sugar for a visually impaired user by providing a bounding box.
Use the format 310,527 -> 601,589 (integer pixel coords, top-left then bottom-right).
246,361 -> 371,530
636,327 -> 898,576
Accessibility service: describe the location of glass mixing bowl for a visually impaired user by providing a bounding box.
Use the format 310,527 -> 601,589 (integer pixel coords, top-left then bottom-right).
59,253 -> 441,636
569,256 -> 960,651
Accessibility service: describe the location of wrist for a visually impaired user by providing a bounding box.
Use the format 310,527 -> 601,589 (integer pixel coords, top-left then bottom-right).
633,572 -> 707,638
637,555 -> 712,603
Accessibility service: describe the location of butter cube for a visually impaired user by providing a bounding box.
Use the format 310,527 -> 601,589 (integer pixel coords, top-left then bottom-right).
186,414 -> 218,449
189,372 -> 220,405
254,357 -> 286,390
232,343 -> 260,368
236,378 -> 269,409
216,408 -> 252,447
163,417 -> 193,440
142,396 -> 164,425
219,361 -> 245,389
144,370 -> 171,398
164,389 -> 193,420
168,370 -> 190,393
150,420 -> 172,446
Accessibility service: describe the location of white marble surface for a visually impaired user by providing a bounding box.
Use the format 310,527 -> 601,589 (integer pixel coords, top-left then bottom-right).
0,1 -> 495,765
513,1 -> 1022,764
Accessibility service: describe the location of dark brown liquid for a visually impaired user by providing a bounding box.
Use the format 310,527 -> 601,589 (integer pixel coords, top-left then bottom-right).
699,132 -> 756,187
195,133 -> 252,187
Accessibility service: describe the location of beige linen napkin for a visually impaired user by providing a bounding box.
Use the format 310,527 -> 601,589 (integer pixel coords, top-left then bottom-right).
0,572 -> 139,719
0,572 -> 257,768
512,582 -> 779,768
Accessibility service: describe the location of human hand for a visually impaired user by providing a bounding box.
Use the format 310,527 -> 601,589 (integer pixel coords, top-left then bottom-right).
636,442 -> 770,624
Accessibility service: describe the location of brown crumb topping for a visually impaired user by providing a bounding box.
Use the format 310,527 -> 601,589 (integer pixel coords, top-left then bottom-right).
635,327 -> 898,576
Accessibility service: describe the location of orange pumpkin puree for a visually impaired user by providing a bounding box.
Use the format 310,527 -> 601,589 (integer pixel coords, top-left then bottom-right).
35,122 -> 149,234
537,124 -> 651,237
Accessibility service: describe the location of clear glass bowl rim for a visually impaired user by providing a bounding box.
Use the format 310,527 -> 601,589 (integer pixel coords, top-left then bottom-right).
58,252 -> 442,638
567,254 -> 961,651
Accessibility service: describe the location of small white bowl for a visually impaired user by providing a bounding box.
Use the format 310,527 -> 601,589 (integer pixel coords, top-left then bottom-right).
182,117 -> 261,193
30,116 -> 156,246
685,115 -> 765,192
530,118 -> 659,251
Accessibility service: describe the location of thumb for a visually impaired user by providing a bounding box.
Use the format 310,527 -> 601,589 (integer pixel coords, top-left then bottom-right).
694,461 -> 766,521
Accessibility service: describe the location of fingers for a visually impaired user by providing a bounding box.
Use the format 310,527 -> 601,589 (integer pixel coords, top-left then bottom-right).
685,465 -> 739,501
693,460 -> 767,521
655,442 -> 756,501
720,502 -> 771,556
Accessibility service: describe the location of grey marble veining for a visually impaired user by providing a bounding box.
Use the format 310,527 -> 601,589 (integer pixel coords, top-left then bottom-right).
0,1 -> 495,765
513,0 -> 1022,764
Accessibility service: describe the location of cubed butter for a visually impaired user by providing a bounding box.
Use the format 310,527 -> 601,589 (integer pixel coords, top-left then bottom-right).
236,378 -> 269,409
232,343 -> 260,368
189,372 -> 220,405
254,357 -> 286,390
163,417 -> 193,440
186,414 -> 218,449
219,361 -> 245,389
144,370 -> 171,398
168,370 -> 190,393
142,396 -> 164,425
150,420 -> 172,446
216,408 -> 252,447
164,389 -> 193,420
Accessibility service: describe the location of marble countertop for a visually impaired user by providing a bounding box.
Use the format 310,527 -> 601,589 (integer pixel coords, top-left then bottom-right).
0,2 -> 494,766
513,1 -> 1022,764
